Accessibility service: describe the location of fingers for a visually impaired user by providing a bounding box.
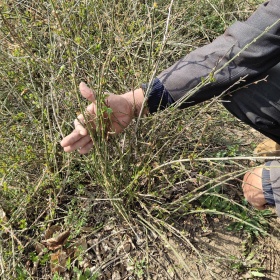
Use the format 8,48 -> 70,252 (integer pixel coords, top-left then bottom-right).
61,130 -> 84,148
63,134 -> 92,152
60,129 -> 93,154
61,82 -> 114,154
79,82 -> 96,102
74,115 -> 88,136
79,140 -> 94,154
60,114 -> 87,148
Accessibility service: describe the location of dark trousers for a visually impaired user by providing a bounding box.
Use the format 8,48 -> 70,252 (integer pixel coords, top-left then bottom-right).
223,63 -> 280,144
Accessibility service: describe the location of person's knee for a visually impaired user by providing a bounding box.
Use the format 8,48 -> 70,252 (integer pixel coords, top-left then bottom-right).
242,167 -> 266,210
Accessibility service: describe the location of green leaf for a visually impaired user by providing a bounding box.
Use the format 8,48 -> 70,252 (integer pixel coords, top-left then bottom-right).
251,271 -> 265,277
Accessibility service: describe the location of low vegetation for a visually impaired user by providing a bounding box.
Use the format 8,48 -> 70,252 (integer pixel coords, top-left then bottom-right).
1,0 -> 279,279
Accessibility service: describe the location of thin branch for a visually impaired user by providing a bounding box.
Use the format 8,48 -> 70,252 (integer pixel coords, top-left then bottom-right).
152,156 -> 280,172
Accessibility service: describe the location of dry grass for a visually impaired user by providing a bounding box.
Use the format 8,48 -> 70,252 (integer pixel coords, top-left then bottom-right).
1,0 -> 279,279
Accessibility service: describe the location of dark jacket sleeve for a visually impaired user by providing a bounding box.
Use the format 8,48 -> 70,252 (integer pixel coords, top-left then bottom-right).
157,0 -> 280,108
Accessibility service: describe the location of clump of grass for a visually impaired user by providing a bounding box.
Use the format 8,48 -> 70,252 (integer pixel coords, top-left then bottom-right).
0,0 -> 278,279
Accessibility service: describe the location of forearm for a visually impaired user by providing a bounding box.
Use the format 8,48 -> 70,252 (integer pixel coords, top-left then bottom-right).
152,0 -> 280,109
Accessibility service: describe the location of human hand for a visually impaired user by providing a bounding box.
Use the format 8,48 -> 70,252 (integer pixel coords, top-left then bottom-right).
60,82 -> 135,154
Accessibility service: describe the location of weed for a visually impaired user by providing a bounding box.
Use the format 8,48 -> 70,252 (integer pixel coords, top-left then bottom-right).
0,0 -> 277,279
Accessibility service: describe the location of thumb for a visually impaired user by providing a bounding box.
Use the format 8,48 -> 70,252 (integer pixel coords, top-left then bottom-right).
79,82 -> 96,102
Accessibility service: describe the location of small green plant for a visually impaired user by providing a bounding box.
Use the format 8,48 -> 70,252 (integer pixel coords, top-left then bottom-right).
230,250 -> 266,278
132,259 -> 147,278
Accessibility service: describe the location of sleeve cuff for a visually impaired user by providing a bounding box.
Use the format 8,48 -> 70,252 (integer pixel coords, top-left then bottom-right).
142,78 -> 175,114
262,162 -> 276,206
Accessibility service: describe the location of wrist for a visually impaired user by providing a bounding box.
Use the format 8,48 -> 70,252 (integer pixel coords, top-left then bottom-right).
123,88 -> 148,118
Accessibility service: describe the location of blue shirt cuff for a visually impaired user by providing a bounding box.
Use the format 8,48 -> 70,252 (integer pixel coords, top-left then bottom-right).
142,78 -> 174,113
262,161 -> 276,205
